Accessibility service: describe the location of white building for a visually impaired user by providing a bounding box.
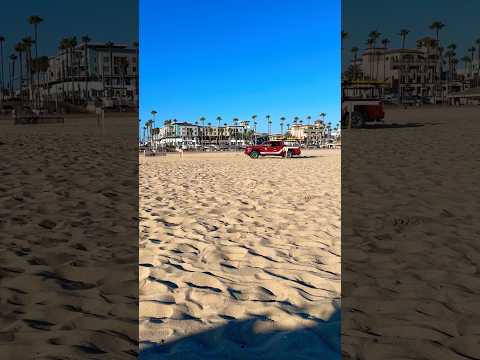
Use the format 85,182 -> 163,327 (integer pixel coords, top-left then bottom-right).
351,37 -> 471,103
288,120 -> 327,145
43,42 -> 138,108
151,121 -> 249,148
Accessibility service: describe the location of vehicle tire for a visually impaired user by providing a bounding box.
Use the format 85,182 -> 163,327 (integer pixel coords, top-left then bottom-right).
250,151 -> 260,159
350,111 -> 365,128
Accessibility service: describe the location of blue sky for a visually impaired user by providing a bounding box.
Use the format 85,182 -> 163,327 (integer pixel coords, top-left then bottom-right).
0,1 -> 137,57
140,0 -> 340,131
343,0 -> 480,67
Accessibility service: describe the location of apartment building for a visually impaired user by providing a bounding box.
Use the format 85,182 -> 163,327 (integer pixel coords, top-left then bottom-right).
44,42 -> 138,106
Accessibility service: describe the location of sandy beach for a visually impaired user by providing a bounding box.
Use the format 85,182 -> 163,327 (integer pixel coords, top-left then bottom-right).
342,105 -> 480,359
0,114 -> 138,359
139,149 -> 341,359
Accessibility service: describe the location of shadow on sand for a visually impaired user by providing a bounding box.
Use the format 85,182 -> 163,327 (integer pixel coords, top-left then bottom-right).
257,155 -> 323,160
140,309 -> 340,360
361,122 -> 441,129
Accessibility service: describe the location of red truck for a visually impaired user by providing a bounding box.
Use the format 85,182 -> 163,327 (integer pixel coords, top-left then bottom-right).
244,141 -> 301,159
341,82 -> 385,128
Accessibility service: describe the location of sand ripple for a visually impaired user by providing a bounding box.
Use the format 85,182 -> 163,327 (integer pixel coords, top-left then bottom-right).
140,150 -> 340,358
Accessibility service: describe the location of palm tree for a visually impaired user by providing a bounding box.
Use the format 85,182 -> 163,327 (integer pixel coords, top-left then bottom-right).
368,30 -> 381,80
81,35 -> 91,100
14,43 -> 25,100
476,39 -> 480,66
461,55 -> 471,77
467,46 -> 476,77
0,36 -> 5,101
399,29 -> 410,49
34,55 -> 49,105
341,30 -> 348,71
341,30 -> 348,50
279,116 -> 286,135
293,116 -> 299,125
29,15 -> 43,106
427,22 -> 445,102
451,57 -> 459,82
28,15 -> 43,58
58,38 -> 70,101
22,37 -> 35,104
9,54 -> 17,96
232,117 -> 239,149
151,110 -> 157,129
68,36 -> 78,103
446,43 -> 457,81
207,122 -> 212,144
266,114 -> 271,135
199,116 -> 206,146
105,41 -> 114,99
216,116 -> 222,145
429,21 -> 445,42
381,38 -> 390,81
320,112 -> 326,123
251,115 -> 257,143
397,29 -> 410,101
366,38 -> 375,79
350,46 -> 359,80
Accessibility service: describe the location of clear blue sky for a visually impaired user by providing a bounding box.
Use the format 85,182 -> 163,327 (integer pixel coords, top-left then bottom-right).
0,1 -> 137,57
140,0 -> 340,132
343,0 -> 480,68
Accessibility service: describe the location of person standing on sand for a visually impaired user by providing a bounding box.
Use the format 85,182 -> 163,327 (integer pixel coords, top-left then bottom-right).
95,98 -> 103,127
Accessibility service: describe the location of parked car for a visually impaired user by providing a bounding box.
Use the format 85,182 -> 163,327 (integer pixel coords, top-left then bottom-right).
402,95 -> 427,106
383,94 -> 401,104
244,141 -> 301,159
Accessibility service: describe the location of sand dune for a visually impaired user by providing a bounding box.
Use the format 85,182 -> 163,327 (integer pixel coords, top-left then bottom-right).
0,115 -> 138,359
140,150 -> 341,358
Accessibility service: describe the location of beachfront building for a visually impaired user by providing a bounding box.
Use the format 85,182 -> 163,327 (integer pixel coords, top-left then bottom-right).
287,120 -> 327,146
350,37 -> 470,103
151,121 -> 250,149
40,42 -> 138,109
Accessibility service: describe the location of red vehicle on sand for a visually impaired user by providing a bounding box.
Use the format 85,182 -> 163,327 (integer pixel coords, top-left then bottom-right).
244,141 -> 301,159
341,81 -> 385,128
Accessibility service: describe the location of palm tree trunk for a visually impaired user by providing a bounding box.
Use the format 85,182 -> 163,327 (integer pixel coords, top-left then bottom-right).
0,42 -> 4,101
19,52 -> 23,101
110,47 -> 113,99
85,46 -> 89,101
9,60 -> 13,96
